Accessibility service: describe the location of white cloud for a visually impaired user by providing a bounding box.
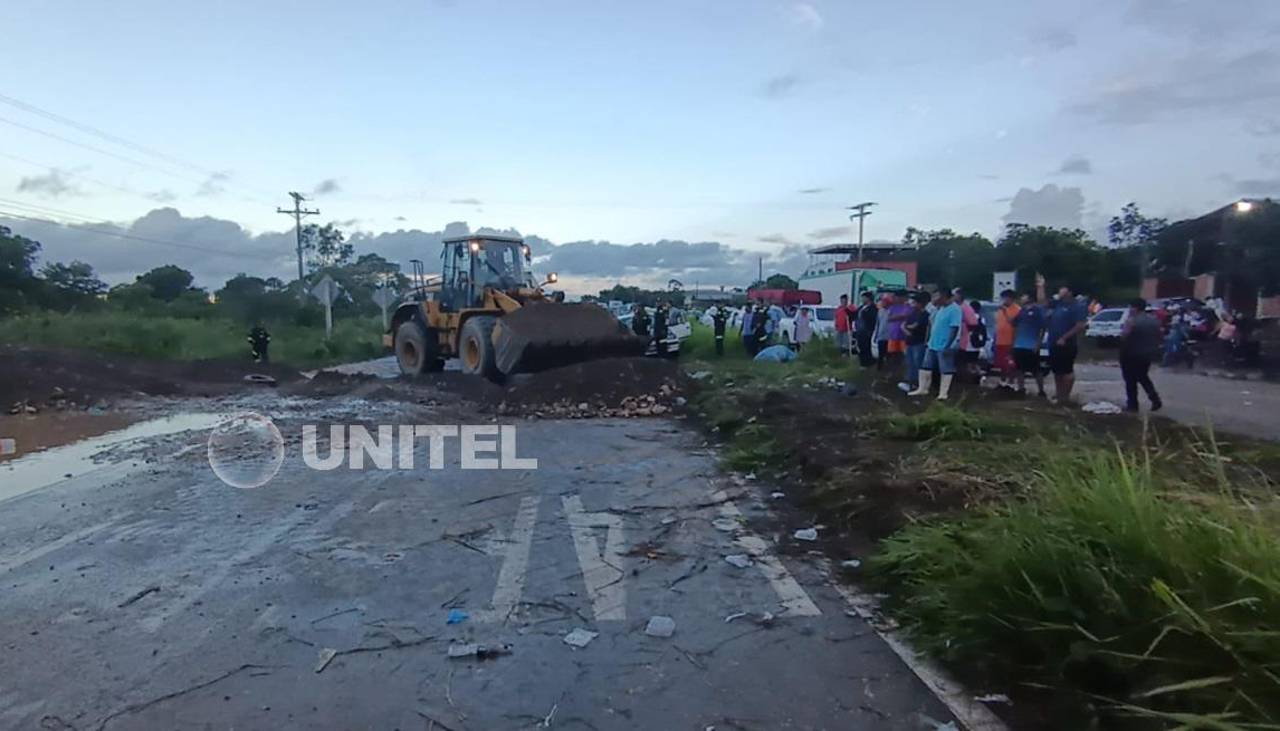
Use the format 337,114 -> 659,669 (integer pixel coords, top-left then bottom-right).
1002,184 -> 1085,229
787,2 -> 824,31
16,169 -> 81,198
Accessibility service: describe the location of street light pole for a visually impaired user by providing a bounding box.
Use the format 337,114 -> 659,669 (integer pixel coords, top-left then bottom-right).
846,202 -> 877,262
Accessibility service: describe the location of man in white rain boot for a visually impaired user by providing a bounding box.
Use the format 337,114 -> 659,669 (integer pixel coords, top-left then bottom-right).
910,288 -> 961,399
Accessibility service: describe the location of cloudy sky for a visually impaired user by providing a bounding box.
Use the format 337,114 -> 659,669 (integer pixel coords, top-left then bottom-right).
2,0 -> 1278,294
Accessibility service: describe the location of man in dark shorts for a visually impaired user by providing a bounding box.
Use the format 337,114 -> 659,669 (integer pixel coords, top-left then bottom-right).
1011,291 -> 1045,397
1036,273 -> 1088,403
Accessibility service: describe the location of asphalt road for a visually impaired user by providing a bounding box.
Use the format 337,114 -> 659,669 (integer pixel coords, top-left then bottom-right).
1073,363 -> 1280,438
0,395 -> 972,730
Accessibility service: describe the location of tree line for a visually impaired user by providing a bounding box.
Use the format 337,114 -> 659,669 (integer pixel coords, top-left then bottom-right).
0,222 -> 407,326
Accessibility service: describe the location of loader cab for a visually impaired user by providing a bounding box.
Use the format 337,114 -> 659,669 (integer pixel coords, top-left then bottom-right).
439,234 -> 532,311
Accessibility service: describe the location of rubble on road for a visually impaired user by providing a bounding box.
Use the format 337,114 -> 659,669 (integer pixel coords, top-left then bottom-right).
644,615 -> 676,638
563,628 -> 599,648
446,642 -> 513,660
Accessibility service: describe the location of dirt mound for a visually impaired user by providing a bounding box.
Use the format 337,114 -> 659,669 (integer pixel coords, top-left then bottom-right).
401,357 -> 685,417
494,302 -> 646,374
0,345 -> 302,410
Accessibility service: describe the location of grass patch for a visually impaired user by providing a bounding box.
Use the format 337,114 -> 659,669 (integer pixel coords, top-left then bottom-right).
724,422 -> 789,472
0,311 -> 384,368
870,444 -> 1280,729
881,403 -> 1018,441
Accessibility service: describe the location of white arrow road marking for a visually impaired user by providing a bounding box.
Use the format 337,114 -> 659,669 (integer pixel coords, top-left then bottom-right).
474,495 -> 540,623
715,492 -> 821,617
562,494 -> 627,621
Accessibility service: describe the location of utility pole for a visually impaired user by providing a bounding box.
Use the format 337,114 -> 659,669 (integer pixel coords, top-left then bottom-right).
846,202 -> 877,262
758,256 -> 763,286
277,192 -> 319,288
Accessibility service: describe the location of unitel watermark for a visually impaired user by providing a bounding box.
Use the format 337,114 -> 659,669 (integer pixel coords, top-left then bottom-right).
207,413 -> 538,490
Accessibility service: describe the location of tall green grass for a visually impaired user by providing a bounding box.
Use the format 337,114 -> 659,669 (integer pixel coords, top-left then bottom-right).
0,311 -> 384,368
881,403 -> 1017,441
871,446 -> 1280,728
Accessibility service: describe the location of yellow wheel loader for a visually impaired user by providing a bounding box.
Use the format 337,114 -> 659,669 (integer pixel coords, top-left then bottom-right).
384,235 -> 645,381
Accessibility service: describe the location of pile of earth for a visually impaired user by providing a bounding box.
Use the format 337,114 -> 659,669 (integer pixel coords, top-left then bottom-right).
417,357 -> 686,417
0,345 -> 302,412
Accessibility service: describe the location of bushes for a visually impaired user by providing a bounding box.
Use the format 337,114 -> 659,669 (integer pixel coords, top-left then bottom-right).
0,311 -> 384,368
871,446 -> 1280,728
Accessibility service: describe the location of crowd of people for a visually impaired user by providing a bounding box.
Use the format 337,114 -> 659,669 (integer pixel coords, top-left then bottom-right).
704,274 -> 1171,412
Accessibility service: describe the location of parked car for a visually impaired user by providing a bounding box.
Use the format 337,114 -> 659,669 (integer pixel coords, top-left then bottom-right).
778,305 -> 837,346
1086,307 -> 1129,343
617,307 -> 689,357
700,305 -> 745,332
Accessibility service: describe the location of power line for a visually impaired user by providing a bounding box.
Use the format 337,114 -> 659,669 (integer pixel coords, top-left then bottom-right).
0,204 -> 279,260
0,114 -> 208,186
0,150 -> 170,202
0,91 -> 218,177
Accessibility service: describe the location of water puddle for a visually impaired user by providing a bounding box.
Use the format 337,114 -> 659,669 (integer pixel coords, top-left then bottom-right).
0,413 -> 227,503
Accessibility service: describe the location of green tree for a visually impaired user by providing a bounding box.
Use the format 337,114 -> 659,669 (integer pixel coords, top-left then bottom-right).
996,224 -> 1106,295
1108,202 -> 1167,288
107,282 -> 156,310
902,227 -> 995,293
763,273 -> 798,290
136,265 -> 196,302
302,224 -> 353,271
0,225 -> 43,314
40,260 -> 107,310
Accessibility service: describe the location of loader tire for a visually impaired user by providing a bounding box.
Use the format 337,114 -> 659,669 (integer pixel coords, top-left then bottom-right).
459,315 -> 501,382
395,320 -> 444,376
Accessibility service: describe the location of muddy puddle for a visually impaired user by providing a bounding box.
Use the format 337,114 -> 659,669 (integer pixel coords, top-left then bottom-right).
0,412 -> 228,503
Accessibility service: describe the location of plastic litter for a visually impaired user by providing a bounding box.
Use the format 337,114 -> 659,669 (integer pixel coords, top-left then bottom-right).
724,554 -> 752,569
644,615 -> 676,638
690,370 -> 712,380
314,647 -> 338,673
753,345 -> 796,362
1082,401 -> 1122,414
974,694 -> 1011,704
724,611 -> 748,623
794,528 -> 818,541
770,491 -> 785,500
446,609 -> 469,625
563,628 -> 598,648
840,559 -> 862,569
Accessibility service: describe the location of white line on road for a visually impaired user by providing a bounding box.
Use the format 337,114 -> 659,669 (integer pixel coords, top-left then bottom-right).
714,492 -> 821,617
562,494 -> 627,621
474,495 -> 540,624
822,560 -> 1008,731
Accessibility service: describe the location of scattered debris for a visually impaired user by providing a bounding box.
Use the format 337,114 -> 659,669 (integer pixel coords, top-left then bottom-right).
1082,401 -> 1122,415
242,373 -> 278,386
793,528 -> 819,542
711,518 -> 739,532
314,648 -> 338,673
724,612 -> 748,623
974,694 -> 1011,705
117,585 -> 160,608
563,628 -> 599,648
660,516 -> 678,525
644,615 -> 676,638
446,609 -> 469,625
743,472 -> 757,481
447,642 -> 513,660
840,559 -> 862,570
770,491 -> 785,500
690,370 -> 712,381
754,611 -> 776,627
724,554 -> 753,569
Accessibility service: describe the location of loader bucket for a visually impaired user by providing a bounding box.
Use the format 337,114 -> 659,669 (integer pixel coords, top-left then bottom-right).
493,302 -> 648,375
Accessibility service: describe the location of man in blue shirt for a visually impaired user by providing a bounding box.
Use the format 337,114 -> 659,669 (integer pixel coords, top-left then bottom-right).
1036,273 -> 1089,403
1012,291 -> 1046,397
909,289 -> 962,400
